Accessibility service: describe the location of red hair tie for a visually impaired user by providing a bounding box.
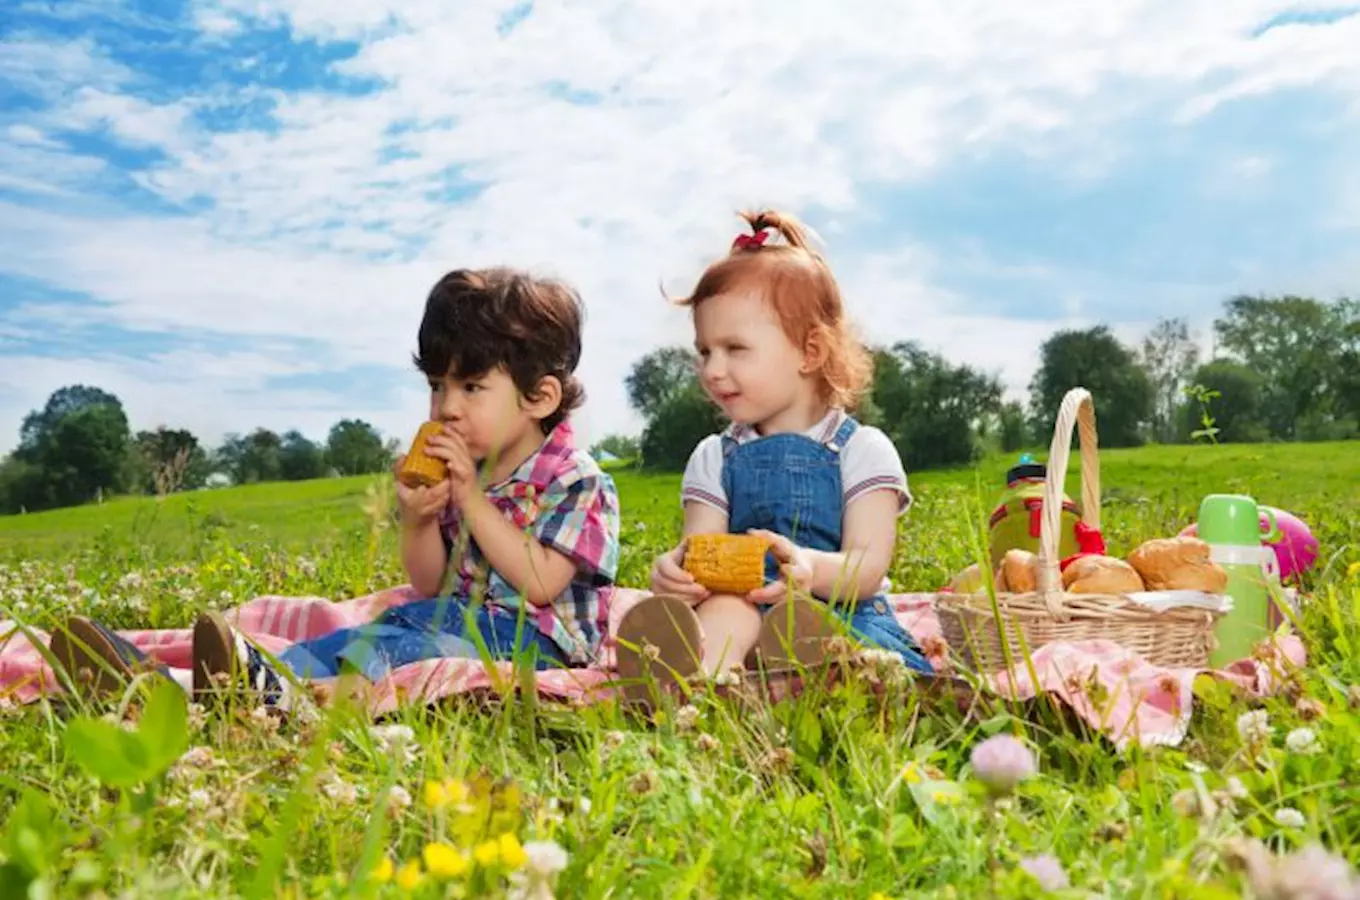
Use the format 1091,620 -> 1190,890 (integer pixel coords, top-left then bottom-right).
732,230 -> 770,251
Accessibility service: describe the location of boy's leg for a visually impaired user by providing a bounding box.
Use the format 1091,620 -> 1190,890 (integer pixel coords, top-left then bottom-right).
614,594 -> 705,703
470,606 -> 568,671
49,616 -> 183,697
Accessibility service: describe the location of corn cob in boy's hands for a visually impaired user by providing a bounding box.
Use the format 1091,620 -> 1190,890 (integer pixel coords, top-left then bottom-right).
396,421 -> 448,488
682,533 -> 772,594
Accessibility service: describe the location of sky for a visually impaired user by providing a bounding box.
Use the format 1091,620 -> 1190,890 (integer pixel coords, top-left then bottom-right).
1,1 -> 1358,456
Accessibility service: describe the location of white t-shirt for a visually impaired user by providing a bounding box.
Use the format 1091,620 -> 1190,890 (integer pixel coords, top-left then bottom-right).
680,408 -> 913,518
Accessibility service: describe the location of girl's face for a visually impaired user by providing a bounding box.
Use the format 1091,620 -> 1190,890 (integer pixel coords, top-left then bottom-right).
693,287 -> 819,431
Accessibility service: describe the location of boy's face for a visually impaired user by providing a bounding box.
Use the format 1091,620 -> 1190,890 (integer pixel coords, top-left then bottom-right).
427,366 -> 544,463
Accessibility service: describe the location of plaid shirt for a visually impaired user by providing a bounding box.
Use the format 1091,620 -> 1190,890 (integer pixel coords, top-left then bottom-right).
438,421 -> 620,665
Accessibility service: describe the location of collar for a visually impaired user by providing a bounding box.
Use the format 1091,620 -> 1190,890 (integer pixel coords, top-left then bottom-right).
490,419 -> 577,491
724,408 -> 846,446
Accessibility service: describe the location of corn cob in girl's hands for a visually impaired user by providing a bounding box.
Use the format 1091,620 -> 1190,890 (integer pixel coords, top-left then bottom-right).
682,533 -> 772,594
396,421 -> 448,488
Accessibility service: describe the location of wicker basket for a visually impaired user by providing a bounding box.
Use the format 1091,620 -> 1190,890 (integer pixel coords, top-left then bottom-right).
936,388 -> 1222,672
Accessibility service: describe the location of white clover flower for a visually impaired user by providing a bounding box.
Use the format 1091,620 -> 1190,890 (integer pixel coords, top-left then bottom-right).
1237,710 -> 1272,744
1285,727 -> 1321,755
188,789 -> 212,809
1224,776 -> 1249,800
1274,807 -> 1306,829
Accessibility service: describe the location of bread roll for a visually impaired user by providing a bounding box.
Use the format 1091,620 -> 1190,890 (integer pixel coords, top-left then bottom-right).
950,563 -> 985,594
996,549 -> 1038,593
1128,537 -> 1228,593
1062,555 -> 1144,595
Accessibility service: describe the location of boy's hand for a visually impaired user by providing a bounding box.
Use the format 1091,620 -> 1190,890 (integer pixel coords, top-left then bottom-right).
650,541 -> 709,601
423,426 -> 480,508
744,529 -> 814,604
393,456 -> 452,526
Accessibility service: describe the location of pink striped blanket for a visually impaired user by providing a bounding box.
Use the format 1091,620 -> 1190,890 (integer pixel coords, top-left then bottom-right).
0,587 -> 1304,749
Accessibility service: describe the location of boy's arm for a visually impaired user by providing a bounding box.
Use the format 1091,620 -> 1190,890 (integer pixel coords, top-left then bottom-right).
458,491 -> 577,607
402,518 -> 450,598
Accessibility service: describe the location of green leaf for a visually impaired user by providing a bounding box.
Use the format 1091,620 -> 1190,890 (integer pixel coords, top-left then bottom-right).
2,791 -> 63,878
65,718 -> 154,788
138,679 -> 189,774
906,778 -> 967,828
0,863 -> 31,898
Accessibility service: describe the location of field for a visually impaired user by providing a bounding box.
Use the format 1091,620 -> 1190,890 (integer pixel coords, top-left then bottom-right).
1,442 -> 1358,898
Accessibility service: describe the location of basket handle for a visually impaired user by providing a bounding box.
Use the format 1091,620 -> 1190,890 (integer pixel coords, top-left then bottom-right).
1036,388 -> 1102,611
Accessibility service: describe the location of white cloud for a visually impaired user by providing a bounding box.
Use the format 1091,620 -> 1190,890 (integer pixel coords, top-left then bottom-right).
2,1 -> 1359,454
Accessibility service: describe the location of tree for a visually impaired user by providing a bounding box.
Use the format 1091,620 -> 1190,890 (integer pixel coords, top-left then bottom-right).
871,342 -> 1003,470
625,347 -> 699,418
1180,359 -> 1269,443
1213,295 -> 1355,439
1030,327 -> 1153,448
132,427 -> 210,494
325,419 -> 391,476
998,401 -> 1029,453
1140,318 -> 1200,443
215,429 -> 283,485
8,385 -> 132,510
279,430 -> 326,481
17,385 -> 123,453
639,385 -> 725,470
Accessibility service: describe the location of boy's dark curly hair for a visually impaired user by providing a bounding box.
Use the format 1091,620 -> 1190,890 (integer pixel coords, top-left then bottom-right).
414,267 -> 585,433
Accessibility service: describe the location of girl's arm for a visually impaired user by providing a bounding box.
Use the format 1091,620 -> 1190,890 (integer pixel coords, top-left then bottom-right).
751,490 -> 899,603
650,501 -> 728,597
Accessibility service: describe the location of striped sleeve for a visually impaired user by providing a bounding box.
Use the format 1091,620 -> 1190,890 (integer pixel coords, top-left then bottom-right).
841,426 -> 913,516
680,434 -> 727,512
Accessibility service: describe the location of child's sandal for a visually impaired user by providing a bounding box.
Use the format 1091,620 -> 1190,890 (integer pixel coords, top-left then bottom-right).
613,595 -> 703,707
49,615 -> 175,697
751,595 -> 838,673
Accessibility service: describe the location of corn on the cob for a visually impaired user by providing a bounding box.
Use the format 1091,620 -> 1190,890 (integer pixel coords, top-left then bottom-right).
397,421 -> 448,488
683,533 -> 771,594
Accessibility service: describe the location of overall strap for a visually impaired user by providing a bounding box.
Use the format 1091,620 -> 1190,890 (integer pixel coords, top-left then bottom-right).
826,415 -> 859,453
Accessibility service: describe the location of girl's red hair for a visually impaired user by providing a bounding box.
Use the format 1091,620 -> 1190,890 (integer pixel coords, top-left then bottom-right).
674,209 -> 872,410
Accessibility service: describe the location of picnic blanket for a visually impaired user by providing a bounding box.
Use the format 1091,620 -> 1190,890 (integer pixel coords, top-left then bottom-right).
0,587 -> 1305,749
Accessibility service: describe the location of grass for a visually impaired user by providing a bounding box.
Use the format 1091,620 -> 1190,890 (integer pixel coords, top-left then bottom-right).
0,441 -> 1358,897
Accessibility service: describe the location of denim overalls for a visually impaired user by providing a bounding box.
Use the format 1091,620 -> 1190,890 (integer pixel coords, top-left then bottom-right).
721,416 -> 933,674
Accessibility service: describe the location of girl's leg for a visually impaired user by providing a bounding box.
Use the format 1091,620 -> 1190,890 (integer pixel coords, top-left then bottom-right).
693,593 -> 761,675
752,595 -> 839,671
845,598 -> 934,675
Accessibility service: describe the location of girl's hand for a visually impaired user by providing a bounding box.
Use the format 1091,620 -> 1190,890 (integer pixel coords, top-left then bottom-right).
650,541 -> 710,601
393,456 -> 453,526
745,529 -> 815,604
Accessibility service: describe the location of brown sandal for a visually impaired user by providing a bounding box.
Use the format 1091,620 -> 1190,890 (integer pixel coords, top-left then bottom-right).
751,595 -> 839,673
613,595 -> 704,706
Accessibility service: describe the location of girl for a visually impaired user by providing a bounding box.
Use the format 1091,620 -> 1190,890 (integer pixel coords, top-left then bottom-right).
615,210 -> 932,698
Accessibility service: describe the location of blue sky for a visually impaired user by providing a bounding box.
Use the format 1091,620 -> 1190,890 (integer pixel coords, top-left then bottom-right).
2,0 -> 1358,455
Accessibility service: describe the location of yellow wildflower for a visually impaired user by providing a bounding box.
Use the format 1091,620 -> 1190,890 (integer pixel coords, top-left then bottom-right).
422,778 -> 469,809
931,790 -> 961,806
473,839 -> 502,867
423,842 -> 469,879
370,857 -> 394,883
1347,561 -> 1360,580
499,832 -> 528,869
395,861 -> 423,891
901,763 -> 922,784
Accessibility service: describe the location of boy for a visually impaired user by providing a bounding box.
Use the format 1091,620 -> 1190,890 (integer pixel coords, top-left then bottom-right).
52,267 -> 620,707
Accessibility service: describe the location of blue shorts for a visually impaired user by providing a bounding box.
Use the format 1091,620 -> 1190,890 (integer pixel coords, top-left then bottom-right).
278,598 -> 566,681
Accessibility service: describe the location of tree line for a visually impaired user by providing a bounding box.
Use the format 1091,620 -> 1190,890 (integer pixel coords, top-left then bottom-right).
0,384 -> 395,514
1,294 -> 1353,514
614,294 -> 1359,471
